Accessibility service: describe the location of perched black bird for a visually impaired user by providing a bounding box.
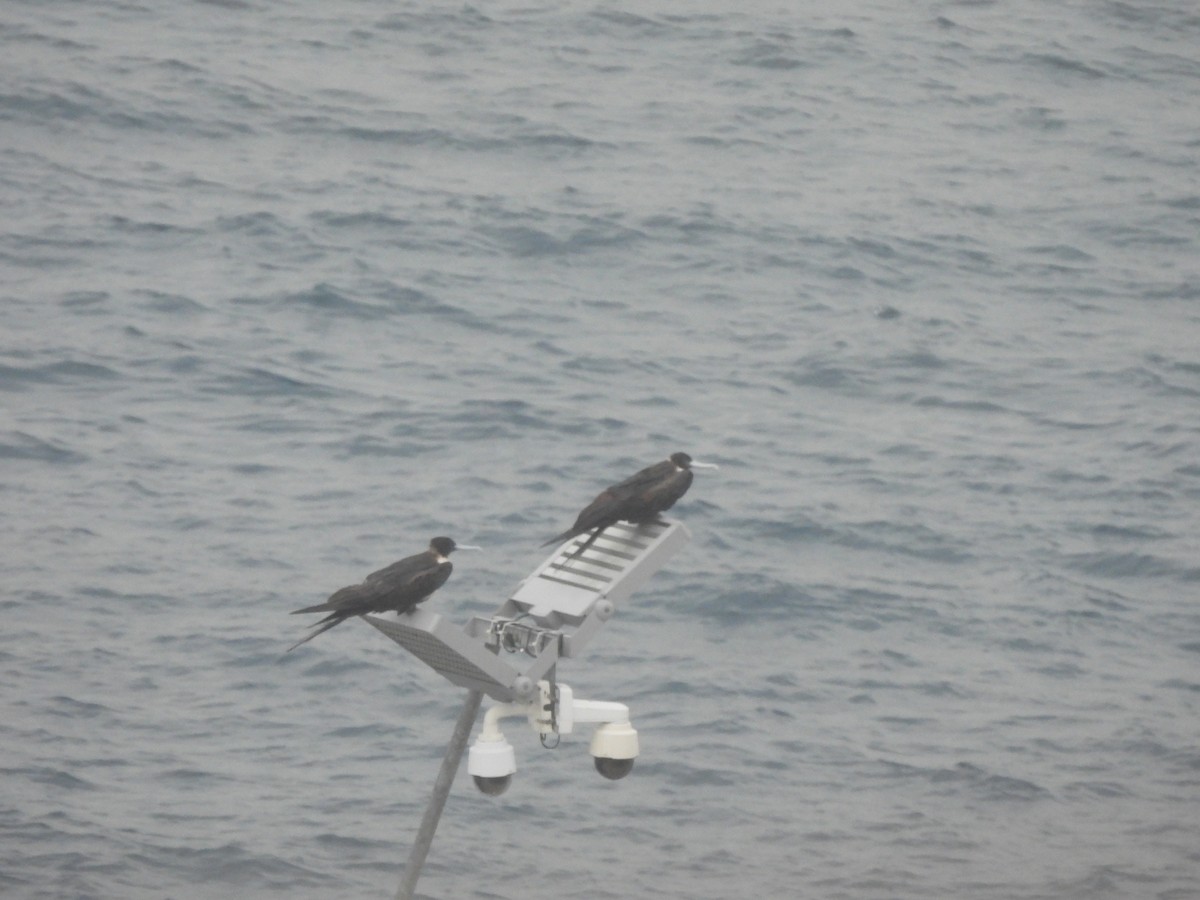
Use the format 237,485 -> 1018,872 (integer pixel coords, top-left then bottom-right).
287,536 -> 479,652
542,452 -> 718,549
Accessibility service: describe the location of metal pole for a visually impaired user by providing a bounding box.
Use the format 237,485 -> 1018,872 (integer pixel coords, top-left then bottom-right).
396,689 -> 484,900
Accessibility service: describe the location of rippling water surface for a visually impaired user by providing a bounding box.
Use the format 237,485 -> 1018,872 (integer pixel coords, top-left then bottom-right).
3,2 -> 1199,898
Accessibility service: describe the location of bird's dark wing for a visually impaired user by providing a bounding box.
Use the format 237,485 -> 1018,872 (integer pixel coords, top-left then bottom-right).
635,466 -> 693,516
541,460 -> 688,547
289,585 -> 361,616
290,551 -> 450,617
362,550 -> 430,586
596,462 -> 693,524
570,489 -> 628,532
390,559 -> 452,611
357,553 -> 451,613
287,553 -> 452,651
606,459 -> 676,495
540,489 -> 620,547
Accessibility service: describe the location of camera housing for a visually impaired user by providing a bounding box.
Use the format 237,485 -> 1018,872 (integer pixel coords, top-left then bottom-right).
589,721 -> 639,780
467,734 -> 516,796
473,774 -> 512,796
593,756 -> 635,780
467,681 -> 640,794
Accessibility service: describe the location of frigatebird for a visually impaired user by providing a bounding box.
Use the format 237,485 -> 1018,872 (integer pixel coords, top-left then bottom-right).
287,536 -> 479,651
542,452 -> 718,550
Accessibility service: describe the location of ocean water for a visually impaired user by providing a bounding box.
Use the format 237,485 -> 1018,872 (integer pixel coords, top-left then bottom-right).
3,1 -> 1199,898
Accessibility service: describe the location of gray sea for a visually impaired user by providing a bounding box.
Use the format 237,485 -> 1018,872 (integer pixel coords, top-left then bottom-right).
3,1 -> 1199,898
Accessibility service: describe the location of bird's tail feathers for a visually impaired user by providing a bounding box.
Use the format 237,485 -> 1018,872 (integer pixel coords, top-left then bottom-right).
544,527 -> 605,567
285,613 -> 350,652
290,600 -> 337,615
540,528 -> 580,548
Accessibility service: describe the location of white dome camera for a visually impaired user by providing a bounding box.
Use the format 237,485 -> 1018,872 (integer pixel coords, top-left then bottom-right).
589,721 -> 639,780
467,733 -> 516,796
467,681 -> 640,794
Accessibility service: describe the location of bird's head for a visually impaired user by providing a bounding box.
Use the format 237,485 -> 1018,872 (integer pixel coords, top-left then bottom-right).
670,451 -> 719,471
430,536 -> 481,558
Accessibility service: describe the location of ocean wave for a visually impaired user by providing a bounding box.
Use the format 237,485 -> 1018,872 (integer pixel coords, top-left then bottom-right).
881,760 -> 1051,802
0,432 -> 87,464
0,361 -> 119,390
1065,551 -> 1200,582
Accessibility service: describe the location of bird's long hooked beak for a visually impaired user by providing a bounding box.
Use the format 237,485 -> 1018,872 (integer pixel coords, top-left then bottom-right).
456,544 -> 483,551
690,460 -> 720,470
